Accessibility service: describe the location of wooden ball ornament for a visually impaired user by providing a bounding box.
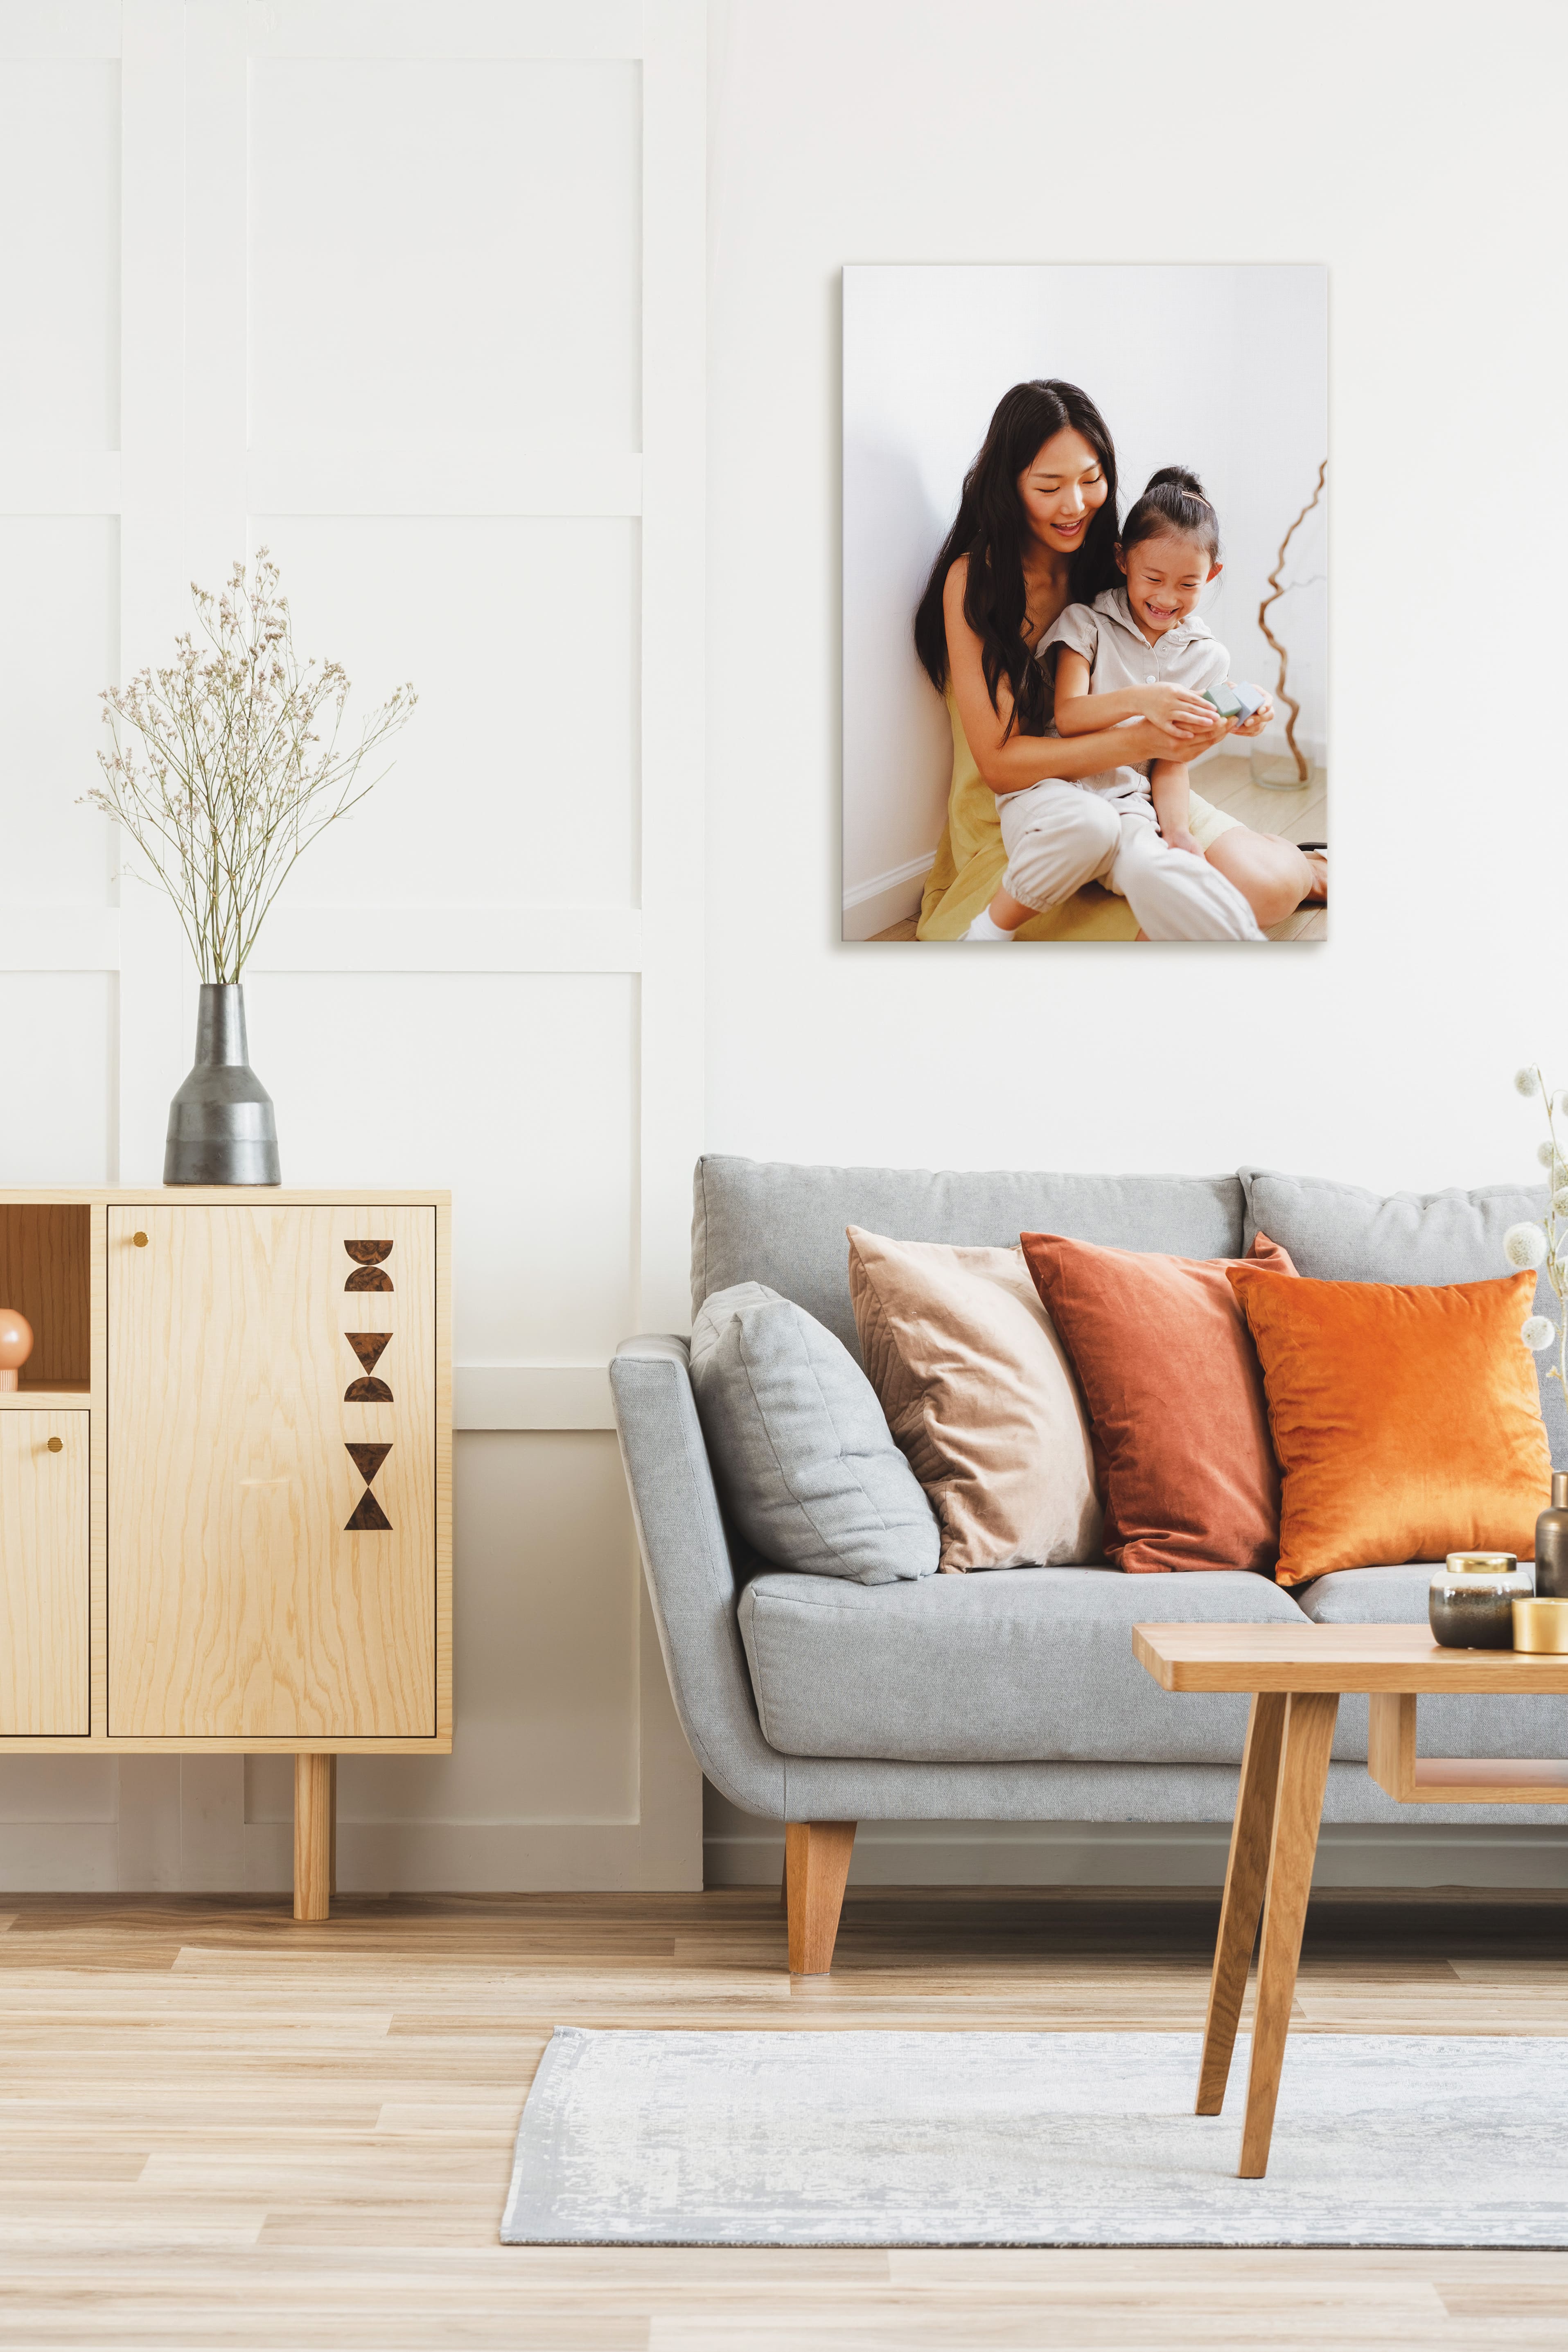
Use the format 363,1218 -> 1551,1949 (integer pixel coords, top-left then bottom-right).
0,1307 -> 34,1393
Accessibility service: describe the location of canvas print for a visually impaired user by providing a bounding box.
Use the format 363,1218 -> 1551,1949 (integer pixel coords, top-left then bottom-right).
842,265 -> 1328,943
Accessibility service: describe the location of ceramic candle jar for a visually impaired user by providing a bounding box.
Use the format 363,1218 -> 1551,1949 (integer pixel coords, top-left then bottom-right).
1429,1553 -> 1534,1648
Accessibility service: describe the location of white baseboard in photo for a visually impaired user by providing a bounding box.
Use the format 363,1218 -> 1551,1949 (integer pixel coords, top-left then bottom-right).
842,848 -> 936,941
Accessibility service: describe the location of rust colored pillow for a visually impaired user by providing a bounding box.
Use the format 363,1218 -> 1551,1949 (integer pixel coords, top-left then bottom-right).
1020,1229 -> 1297,1575
1225,1264 -> 1552,1587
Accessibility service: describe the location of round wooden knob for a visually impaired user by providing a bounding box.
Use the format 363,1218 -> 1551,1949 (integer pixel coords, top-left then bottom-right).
46,1437 -> 62,1453
133,1232 -> 148,1248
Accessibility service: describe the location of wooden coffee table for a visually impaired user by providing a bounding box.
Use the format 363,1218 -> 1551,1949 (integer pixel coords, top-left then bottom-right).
1133,1623 -> 1568,2176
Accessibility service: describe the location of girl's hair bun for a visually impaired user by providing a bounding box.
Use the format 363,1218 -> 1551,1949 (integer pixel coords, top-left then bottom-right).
1121,465 -> 1221,564
1146,464 -> 1207,500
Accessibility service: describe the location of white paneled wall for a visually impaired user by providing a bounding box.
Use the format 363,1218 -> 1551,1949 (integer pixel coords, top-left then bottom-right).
0,0 -> 703,1892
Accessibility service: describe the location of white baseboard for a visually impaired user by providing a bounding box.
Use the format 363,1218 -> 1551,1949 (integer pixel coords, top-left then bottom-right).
705,1819 -> 1568,1893
842,850 -> 936,941
239,1821 -> 704,1895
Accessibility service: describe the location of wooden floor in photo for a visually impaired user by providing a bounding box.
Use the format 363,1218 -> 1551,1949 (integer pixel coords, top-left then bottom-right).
0,1885 -> 1564,2346
873,756 -> 1328,942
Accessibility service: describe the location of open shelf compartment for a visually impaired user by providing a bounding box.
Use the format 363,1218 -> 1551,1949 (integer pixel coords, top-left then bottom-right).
0,1203 -> 92,1394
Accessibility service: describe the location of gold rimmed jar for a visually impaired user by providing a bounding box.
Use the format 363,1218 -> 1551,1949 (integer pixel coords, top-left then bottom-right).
1429,1553 -> 1533,1649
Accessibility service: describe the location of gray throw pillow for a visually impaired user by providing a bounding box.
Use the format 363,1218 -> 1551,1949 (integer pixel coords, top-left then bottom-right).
689,1282 -> 939,1584
1241,1167 -> 1563,1463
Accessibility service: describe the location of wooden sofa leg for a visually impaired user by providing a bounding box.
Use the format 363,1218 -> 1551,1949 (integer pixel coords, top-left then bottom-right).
785,1821 -> 856,1976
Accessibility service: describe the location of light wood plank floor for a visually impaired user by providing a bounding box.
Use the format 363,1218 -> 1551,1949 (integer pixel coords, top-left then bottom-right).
872,756 -> 1327,942
0,1886 -> 1564,2347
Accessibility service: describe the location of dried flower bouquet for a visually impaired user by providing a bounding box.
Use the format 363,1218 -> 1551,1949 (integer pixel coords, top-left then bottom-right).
87,550 -> 415,982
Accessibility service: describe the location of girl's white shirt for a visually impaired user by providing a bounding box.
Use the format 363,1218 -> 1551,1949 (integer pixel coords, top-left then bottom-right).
1036,587 -> 1230,803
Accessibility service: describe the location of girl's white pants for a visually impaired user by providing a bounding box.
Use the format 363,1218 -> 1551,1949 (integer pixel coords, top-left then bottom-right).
998,781 -> 1265,943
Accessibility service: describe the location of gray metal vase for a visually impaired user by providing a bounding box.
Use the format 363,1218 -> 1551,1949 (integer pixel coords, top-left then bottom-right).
163,984 -> 281,1185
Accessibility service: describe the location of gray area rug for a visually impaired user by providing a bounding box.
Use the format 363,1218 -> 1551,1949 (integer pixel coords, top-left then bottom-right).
502,2027 -> 1568,2247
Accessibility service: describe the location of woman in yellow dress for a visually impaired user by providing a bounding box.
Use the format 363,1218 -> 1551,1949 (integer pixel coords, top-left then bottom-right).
912,380 -> 1326,941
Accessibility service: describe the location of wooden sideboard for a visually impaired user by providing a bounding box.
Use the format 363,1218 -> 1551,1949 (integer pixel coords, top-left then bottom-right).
0,1189 -> 451,1919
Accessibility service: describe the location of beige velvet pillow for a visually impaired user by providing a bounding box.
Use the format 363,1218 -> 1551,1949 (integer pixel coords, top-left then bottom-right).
846,1226 -> 1101,1573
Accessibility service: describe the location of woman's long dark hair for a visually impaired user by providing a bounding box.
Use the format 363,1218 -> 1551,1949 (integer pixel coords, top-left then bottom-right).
912,379 -> 1119,737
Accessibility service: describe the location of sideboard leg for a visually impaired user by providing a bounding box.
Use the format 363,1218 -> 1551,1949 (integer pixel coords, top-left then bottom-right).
294,1754 -> 336,1923
1197,1691 -> 1287,2115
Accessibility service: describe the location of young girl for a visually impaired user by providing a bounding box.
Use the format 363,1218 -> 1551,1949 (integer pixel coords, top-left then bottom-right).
963,468 -> 1275,943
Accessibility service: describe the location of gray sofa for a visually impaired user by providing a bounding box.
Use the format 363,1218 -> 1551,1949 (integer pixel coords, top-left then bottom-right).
612,1156 -> 1568,1971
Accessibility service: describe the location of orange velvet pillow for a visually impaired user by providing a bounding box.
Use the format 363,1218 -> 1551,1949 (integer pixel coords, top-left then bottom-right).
1020,1228 -> 1297,1575
1225,1264 -> 1552,1586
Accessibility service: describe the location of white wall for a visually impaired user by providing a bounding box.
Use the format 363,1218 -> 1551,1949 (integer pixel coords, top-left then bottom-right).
706,0 -> 1567,1884
3,0 -> 1564,1901
709,0 -> 1561,1188
841,263 -> 1327,922
0,0 -> 705,1896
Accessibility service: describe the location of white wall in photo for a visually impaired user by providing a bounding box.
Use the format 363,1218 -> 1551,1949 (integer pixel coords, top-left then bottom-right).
842,264 -> 1327,936
0,0 -> 705,1895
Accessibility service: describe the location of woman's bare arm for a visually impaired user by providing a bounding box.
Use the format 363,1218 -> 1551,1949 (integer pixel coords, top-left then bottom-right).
943,565 -> 1225,794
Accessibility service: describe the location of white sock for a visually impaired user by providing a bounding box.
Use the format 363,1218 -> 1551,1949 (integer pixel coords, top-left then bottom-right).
963,907 -> 1018,941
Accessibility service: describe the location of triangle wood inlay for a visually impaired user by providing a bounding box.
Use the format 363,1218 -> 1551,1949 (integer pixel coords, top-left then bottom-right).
344,1440 -> 393,1533
345,1332 -> 391,1375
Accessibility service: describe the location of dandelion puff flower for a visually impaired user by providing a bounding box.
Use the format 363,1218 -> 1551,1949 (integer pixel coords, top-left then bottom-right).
1523,1315 -> 1558,1352
1539,1141 -> 1561,1169
1516,1068 -> 1541,1097
1505,1223 -> 1549,1270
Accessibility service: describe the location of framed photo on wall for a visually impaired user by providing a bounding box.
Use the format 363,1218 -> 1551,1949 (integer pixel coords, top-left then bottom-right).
842,264 -> 1328,944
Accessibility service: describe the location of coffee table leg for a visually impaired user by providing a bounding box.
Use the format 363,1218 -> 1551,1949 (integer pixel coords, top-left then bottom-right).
1197,1691 -> 1287,2115
1238,1689 -> 1339,2178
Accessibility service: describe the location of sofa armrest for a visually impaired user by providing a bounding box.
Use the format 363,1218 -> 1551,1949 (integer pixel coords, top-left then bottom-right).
610,1335 -> 787,1817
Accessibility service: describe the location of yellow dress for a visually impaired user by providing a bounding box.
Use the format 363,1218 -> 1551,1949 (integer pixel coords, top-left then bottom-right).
915,690 -> 1240,942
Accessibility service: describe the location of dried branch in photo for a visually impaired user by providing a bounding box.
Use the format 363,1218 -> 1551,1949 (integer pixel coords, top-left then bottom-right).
86,550 -> 417,983
1257,460 -> 1327,785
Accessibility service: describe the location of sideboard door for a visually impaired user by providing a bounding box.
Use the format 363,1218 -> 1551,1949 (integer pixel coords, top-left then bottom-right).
0,1411 -> 88,1735
107,1206 -> 436,1740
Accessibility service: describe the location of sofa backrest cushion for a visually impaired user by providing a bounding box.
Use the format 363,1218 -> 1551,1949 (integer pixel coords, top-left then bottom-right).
693,1158 -> 1245,1360
1241,1169 -> 1564,1465
688,1281 -> 940,1585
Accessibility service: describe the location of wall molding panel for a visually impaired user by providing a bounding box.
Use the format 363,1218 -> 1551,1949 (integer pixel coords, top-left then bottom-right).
0,0 -> 705,1892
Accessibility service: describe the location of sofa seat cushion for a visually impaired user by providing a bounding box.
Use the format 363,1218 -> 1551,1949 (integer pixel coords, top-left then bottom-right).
1300,1562 -> 1492,1625
1300,1564 -> 1568,1762
736,1566 -> 1307,1765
